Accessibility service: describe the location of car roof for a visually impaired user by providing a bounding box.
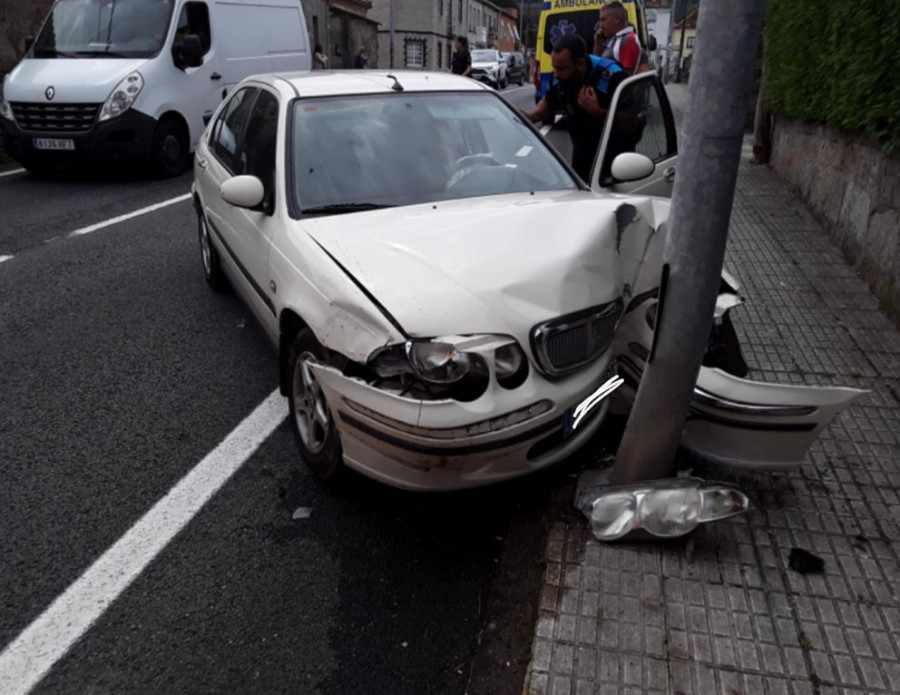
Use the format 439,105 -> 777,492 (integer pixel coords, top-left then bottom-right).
251,70 -> 493,98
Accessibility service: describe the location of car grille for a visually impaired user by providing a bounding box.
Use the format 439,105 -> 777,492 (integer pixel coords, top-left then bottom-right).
10,102 -> 100,132
531,299 -> 623,378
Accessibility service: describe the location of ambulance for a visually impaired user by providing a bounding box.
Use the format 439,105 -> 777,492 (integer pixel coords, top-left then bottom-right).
533,0 -> 650,103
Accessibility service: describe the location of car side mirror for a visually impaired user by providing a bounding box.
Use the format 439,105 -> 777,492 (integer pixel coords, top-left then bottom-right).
648,35 -> 658,51
173,34 -> 204,69
25,36 -> 35,52
221,175 -> 265,209
610,152 -> 655,182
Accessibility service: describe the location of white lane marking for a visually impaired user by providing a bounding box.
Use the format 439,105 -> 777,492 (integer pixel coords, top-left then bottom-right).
0,390 -> 288,695
0,255 -> 13,264
540,124 -> 553,136
68,193 -> 192,237
0,168 -> 25,178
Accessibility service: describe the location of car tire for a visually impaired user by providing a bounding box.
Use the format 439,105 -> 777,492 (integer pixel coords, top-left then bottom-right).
197,208 -> 226,291
288,328 -> 344,480
151,119 -> 188,178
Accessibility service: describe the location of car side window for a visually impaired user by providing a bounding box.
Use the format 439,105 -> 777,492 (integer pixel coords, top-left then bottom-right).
240,90 -> 279,212
174,2 -> 211,53
211,87 -> 259,175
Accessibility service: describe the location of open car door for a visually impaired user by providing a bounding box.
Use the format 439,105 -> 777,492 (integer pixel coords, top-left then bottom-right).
590,72 -> 678,198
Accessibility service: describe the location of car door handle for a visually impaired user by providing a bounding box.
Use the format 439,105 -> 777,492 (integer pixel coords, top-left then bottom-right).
197,156 -> 208,169
663,167 -> 676,182
210,72 -> 222,80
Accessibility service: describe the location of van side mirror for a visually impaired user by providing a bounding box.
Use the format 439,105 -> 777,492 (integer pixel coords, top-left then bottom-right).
25,36 -> 35,53
173,34 -> 204,70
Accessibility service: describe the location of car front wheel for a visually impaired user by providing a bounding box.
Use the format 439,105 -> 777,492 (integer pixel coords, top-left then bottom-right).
152,119 -> 188,178
197,208 -> 226,291
288,328 -> 343,479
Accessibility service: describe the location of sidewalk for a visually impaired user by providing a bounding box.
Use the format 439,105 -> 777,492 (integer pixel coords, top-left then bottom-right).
523,94 -> 900,693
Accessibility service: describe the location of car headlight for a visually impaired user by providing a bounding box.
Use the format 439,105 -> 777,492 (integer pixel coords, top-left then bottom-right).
495,342 -> 528,388
99,71 -> 143,121
577,478 -> 749,542
0,80 -> 13,122
406,341 -> 471,384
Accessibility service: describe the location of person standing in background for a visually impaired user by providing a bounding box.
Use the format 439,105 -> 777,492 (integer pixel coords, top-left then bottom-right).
451,36 -> 472,77
594,1 -> 647,76
354,46 -> 368,69
314,43 -> 328,69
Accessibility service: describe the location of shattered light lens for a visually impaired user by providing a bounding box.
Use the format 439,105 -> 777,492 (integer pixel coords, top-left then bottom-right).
581,478 -> 749,542
406,341 -> 471,384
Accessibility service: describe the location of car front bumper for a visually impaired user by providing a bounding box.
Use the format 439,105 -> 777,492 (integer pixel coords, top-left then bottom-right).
0,109 -> 158,167
309,358 -> 617,491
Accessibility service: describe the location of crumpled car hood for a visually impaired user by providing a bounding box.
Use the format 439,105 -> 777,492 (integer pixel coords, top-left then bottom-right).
301,191 -> 659,344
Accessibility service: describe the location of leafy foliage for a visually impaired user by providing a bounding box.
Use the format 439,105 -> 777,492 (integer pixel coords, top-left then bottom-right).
764,0 -> 900,152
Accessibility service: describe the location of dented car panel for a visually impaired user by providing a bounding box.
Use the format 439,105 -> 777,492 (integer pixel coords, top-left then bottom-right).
301,191 -> 626,342
309,357 -> 616,491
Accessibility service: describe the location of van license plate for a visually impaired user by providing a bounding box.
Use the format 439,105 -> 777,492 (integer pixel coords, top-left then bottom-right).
33,138 -> 75,151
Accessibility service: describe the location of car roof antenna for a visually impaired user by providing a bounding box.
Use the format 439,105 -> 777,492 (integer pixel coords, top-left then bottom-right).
386,74 -> 404,92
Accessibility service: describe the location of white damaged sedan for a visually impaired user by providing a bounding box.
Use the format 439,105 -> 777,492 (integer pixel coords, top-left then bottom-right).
192,70 -> 861,491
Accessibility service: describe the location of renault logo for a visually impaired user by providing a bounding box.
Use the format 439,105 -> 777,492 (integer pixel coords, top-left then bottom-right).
45,86 -> 55,101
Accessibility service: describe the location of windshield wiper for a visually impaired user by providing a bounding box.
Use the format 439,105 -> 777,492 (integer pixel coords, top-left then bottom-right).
34,49 -> 79,58
301,202 -> 395,216
75,50 -> 132,58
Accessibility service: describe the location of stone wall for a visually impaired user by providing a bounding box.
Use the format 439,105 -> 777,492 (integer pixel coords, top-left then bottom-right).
770,116 -> 900,319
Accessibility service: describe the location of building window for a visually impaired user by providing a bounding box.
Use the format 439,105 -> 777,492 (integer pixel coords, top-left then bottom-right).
438,0 -> 443,16
405,39 -> 425,68
438,41 -> 443,68
458,0 -> 462,22
686,36 -> 695,48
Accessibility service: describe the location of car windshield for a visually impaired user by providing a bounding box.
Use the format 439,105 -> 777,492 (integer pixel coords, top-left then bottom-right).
471,50 -> 499,63
290,92 -> 578,214
32,0 -> 175,59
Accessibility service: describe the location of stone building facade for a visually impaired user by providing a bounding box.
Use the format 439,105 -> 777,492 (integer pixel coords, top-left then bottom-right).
300,0 -> 379,69
369,0 -> 518,72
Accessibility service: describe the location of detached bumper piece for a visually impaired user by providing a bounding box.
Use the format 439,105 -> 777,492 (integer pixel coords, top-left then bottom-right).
575,476 -> 750,542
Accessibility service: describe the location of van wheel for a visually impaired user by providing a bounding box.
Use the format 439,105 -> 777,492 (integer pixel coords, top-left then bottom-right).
288,329 -> 344,480
152,119 -> 188,178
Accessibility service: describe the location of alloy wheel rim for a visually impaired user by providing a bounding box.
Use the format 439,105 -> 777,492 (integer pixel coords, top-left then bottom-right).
292,352 -> 330,454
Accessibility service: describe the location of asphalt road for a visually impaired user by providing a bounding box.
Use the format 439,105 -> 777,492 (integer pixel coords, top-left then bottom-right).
0,83 -> 587,694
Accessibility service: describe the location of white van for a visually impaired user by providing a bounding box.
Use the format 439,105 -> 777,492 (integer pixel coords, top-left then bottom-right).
0,0 -> 310,176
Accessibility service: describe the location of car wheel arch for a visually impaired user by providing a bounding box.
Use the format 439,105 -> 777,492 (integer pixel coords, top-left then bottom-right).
279,309 -> 310,395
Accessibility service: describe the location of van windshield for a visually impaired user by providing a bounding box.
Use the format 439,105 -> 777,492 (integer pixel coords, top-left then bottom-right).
32,0 -> 175,59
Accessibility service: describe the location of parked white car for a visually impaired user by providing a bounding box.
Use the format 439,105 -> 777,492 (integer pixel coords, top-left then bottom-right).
469,49 -> 508,89
191,70 -> 861,491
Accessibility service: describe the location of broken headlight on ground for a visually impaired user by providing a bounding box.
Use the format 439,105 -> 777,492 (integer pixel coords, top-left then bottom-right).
575,477 -> 750,541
